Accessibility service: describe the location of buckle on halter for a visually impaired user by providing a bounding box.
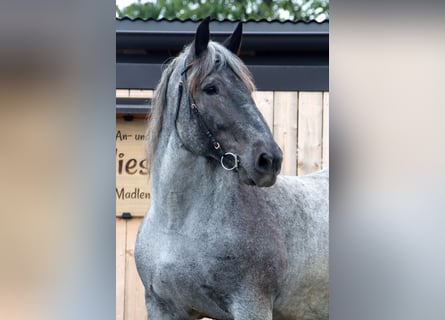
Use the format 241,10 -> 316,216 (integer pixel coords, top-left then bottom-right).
220,152 -> 239,171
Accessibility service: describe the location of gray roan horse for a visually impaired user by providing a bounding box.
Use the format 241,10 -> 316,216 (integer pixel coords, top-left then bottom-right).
135,18 -> 329,320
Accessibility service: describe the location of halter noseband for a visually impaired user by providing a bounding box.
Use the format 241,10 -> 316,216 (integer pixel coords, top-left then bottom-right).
175,59 -> 239,171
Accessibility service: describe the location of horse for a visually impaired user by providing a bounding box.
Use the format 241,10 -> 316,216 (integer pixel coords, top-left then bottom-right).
135,17 -> 329,320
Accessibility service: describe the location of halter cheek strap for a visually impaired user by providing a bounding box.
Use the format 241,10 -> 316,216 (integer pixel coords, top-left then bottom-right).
175,59 -> 239,171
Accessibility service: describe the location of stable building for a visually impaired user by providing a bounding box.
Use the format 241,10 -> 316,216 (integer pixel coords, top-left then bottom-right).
115,17 -> 329,320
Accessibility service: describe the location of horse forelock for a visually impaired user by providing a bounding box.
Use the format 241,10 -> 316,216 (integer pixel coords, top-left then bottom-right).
188,41 -> 256,95
146,41 -> 255,173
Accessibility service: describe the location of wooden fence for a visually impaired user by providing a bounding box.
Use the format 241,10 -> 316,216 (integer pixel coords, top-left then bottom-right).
116,90 -> 329,320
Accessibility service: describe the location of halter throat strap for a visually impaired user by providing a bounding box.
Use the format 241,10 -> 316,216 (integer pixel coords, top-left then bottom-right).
175,59 -> 239,171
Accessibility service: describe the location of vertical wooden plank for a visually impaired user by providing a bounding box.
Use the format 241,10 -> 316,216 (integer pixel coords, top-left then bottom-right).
322,92 -> 329,169
116,218 -> 126,320
125,218 -> 148,320
252,91 -> 274,133
129,90 -> 154,98
273,92 -> 298,176
297,92 -> 323,175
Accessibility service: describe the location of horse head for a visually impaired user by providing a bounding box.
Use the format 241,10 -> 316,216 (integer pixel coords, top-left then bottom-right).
175,18 -> 283,187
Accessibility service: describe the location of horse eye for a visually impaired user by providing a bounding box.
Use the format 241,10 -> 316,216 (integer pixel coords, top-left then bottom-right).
203,85 -> 218,95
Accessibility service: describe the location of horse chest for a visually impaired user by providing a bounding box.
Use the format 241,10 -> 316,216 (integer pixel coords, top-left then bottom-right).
147,220 -> 288,308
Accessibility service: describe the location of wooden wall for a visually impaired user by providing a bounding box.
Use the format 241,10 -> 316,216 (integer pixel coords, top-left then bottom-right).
116,90 -> 329,320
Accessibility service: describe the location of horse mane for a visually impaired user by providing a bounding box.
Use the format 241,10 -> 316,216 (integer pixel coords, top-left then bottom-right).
145,56 -> 179,174
146,41 -> 255,173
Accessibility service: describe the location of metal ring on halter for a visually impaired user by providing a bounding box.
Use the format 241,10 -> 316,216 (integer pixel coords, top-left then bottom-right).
220,152 -> 239,171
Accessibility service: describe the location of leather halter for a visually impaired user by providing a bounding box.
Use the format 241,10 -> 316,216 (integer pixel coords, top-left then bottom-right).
174,59 -> 239,171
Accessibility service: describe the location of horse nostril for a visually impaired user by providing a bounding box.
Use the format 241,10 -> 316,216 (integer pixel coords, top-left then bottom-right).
256,152 -> 274,173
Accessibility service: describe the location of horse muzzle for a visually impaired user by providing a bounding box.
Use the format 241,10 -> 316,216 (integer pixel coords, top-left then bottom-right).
239,144 -> 282,187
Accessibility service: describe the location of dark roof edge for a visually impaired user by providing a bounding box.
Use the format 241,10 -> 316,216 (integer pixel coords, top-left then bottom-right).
116,18 -> 328,52
117,63 -> 328,91
116,18 -> 329,36
116,16 -> 329,24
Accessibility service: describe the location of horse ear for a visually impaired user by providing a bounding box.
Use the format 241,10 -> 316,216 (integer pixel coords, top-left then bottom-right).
194,17 -> 210,57
223,22 -> 243,55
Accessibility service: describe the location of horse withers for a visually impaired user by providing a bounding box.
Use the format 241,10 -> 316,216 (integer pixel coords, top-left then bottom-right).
134,17 -> 329,320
